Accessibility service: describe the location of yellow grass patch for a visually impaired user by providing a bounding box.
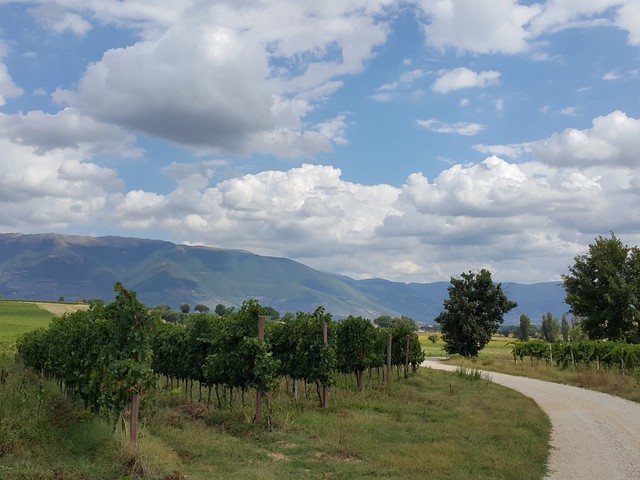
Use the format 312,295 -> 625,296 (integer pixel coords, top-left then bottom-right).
34,302 -> 90,316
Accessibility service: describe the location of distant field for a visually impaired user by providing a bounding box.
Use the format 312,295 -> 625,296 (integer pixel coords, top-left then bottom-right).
0,301 -> 87,340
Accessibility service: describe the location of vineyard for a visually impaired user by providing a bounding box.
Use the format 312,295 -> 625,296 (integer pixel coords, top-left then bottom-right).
511,340 -> 640,373
16,285 -> 425,434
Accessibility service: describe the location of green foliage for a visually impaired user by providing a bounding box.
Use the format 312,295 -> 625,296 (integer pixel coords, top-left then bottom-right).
561,314 -> 570,342
373,315 -> 418,331
540,312 -> 560,343
180,304 -> 191,314
335,316 -> 376,388
563,233 -> 640,342
436,269 -> 517,357
17,283 -> 158,417
517,314 -> 531,341
511,340 -> 640,373
193,304 -> 210,314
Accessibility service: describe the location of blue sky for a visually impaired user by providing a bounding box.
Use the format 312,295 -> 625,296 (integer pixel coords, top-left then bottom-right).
0,0 -> 639,283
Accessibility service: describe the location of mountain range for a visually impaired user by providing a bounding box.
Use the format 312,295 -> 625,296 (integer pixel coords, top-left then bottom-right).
0,233 -> 569,324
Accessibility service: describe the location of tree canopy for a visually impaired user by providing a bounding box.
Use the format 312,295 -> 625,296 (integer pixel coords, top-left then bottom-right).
435,269 -> 517,357
562,233 -> 640,342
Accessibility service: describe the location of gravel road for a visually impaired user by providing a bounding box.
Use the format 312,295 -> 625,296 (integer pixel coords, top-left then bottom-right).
422,359 -> 640,480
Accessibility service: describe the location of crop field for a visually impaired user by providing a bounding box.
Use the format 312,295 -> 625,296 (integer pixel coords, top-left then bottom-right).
0,301 -> 59,341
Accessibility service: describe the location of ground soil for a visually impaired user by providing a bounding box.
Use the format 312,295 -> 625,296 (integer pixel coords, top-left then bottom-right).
422,359 -> 640,480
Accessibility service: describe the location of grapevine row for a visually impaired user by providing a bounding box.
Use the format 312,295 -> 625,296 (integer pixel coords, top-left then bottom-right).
511,341 -> 640,373
17,288 -> 425,423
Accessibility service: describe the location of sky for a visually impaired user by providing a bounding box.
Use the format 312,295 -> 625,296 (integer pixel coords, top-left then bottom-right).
0,0 -> 639,284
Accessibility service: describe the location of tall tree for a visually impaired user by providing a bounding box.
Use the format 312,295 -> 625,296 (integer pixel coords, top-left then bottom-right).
563,233 -> 640,342
517,314 -> 531,341
540,312 -> 560,343
561,314 -> 570,342
435,269 -> 517,357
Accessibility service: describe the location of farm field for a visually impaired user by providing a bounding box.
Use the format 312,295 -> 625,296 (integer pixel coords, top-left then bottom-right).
0,301 -> 60,341
0,305 -> 551,480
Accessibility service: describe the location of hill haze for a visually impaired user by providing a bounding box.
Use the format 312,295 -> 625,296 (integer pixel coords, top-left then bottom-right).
0,233 -> 569,323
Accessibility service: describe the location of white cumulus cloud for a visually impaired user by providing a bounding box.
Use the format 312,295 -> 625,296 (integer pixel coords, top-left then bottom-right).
432,67 -> 501,94
417,118 -> 484,136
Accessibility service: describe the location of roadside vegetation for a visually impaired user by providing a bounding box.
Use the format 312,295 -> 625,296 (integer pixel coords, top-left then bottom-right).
442,338 -> 640,403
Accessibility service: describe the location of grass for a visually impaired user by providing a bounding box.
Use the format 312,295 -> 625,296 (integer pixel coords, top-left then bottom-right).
0,354 -> 551,479
138,371 -> 550,480
0,301 -> 56,341
444,337 -> 640,403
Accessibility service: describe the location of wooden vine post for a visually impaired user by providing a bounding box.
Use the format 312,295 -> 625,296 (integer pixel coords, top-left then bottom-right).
322,320 -> 329,407
130,392 -> 140,443
386,333 -> 392,391
404,335 -> 410,379
255,315 -> 265,422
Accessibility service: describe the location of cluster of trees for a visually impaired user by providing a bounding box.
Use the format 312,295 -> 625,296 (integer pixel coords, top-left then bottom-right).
439,233 -> 640,357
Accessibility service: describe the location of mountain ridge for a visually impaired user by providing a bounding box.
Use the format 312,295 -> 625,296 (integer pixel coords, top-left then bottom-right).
0,232 -> 569,324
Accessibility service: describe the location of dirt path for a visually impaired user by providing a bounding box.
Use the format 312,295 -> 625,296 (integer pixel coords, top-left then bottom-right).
422,359 -> 640,480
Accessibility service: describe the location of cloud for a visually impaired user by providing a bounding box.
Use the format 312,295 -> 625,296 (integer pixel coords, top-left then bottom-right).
50,1 -> 393,157
0,43 -> 23,106
616,1 -> 640,45
417,118 -> 484,136
0,108 -> 141,157
0,138 -> 122,231
373,68 -> 426,101
529,0 -> 640,47
29,4 -> 92,36
417,0 -> 541,54
416,0 -> 640,55
432,67 -> 500,93
531,111 -> 640,167
474,143 -> 530,158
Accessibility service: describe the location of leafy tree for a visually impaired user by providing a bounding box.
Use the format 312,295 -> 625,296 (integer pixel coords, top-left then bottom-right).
517,314 -> 531,341
261,305 -> 280,320
180,304 -> 191,314
540,312 -> 560,343
435,269 -> 517,357
428,334 -> 439,344
336,316 -> 376,390
214,303 -> 228,316
194,304 -> 210,314
563,233 -> 640,342
569,317 -> 588,342
373,315 -> 418,331
373,315 -> 393,328
154,304 -> 171,311
561,314 -> 570,342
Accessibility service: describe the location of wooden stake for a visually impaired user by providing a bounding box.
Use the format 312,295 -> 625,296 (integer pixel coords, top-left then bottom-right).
322,320 -> 328,407
387,334 -> 392,391
130,393 -> 139,444
404,335 -> 410,379
255,315 -> 265,422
